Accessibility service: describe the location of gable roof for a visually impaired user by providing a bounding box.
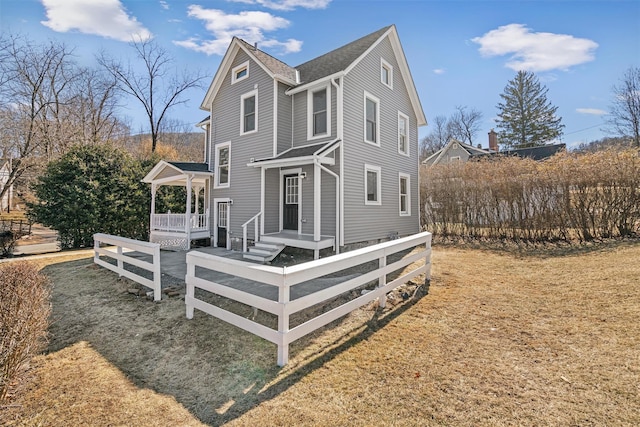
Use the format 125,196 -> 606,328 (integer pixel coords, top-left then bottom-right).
201,25 -> 426,127
200,37 -> 298,109
295,26 -> 392,85
142,160 -> 212,185
423,139 -> 491,165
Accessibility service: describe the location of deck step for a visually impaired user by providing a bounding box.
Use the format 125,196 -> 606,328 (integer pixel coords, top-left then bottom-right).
243,242 -> 286,263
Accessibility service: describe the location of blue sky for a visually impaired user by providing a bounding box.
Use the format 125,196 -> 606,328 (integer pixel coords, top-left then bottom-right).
1,0 -> 638,149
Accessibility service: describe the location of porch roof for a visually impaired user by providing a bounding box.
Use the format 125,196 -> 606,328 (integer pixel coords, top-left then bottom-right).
142,160 -> 212,186
248,139 -> 340,169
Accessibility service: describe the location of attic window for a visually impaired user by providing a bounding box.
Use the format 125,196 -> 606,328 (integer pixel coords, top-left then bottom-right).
453,143 -> 459,149
381,58 -> 393,89
232,61 -> 249,84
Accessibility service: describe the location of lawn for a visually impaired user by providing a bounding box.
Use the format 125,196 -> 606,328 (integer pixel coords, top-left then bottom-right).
2,241 -> 639,426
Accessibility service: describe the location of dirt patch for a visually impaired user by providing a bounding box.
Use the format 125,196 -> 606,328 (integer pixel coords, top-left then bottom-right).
3,241 -> 640,426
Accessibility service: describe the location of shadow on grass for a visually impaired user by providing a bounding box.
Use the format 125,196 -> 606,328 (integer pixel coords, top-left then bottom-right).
433,236 -> 640,259
42,257 -> 429,426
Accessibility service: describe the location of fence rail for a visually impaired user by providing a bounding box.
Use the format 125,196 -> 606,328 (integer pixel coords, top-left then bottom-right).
186,231 -> 432,366
93,233 -> 162,301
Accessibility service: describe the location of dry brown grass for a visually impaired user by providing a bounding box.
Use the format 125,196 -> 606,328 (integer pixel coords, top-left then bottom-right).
2,242 -> 639,426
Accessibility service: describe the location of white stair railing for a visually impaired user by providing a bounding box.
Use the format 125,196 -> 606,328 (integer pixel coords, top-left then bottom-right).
241,211 -> 262,252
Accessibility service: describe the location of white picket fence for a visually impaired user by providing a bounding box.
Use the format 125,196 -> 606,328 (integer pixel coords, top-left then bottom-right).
93,233 -> 162,301
185,231 -> 432,366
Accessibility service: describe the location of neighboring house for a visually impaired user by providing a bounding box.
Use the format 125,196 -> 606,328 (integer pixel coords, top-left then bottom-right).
422,139 -> 491,166
423,130 -> 566,167
143,25 -> 427,260
0,160 -> 13,212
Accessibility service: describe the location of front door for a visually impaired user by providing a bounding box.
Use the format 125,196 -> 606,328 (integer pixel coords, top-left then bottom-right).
283,174 -> 299,231
217,201 -> 228,247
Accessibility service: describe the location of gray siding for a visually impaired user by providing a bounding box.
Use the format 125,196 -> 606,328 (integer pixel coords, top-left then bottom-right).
208,50 -> 274,241
264,168 -> 280,233
342,36 -> 421,244
277,81 -> 292,154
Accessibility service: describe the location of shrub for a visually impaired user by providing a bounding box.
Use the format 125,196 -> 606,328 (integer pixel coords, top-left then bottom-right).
0,261 -> 51,402
28,144 -> 152,248
422,149 -> 640,241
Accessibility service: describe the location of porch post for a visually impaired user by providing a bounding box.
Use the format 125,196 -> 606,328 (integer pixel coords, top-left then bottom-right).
260,167 -> 265,237
150,183 -> 156,233
186,175 -> 192,250
313,162 -> 321,243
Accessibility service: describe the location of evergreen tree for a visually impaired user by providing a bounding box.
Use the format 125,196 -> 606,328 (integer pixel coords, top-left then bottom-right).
495,71 -> 564,149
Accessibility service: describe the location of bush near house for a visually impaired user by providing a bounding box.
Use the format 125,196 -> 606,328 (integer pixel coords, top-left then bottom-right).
28,144 -> 153,249
422,149 -> 640,241
0,261 -> 51,402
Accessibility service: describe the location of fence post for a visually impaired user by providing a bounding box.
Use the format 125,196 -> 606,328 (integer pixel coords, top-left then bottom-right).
378,254 -> 387,308
424,234 -> 432,285
186,255 -> 195,319
94,236 -> 100,264
116,245 -> 123,275
153,244 -> 161,301
277,268 -> 291,367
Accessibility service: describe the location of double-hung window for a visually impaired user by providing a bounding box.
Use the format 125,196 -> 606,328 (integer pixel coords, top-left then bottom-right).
399,173 -> 410,216
307,85 -> 330,140
240,90 -> 257,135
364,164 -> 381,205
215,142 -> 230,188
398,112 -> 409,156
364,92 -> 380,146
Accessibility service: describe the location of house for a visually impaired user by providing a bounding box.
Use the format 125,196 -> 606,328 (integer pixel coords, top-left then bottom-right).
423,130 -> 565,167
0,160 -> 13,212
143,25 -> 426,260
422,138 -> 491,166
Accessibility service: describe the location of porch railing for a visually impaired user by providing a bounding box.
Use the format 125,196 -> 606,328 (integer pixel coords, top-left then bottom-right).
241,211 -> 262,252
151,210 -> 209,233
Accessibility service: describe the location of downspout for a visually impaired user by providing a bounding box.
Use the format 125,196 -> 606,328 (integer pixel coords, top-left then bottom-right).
331,76 -> 344,247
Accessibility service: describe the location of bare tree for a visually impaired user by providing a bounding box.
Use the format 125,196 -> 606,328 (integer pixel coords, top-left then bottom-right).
419,115 -> 451,161
99,38 -> 206,152
607,66 -> 640,147
448,105 -> 483,146
0,36 -> 76,205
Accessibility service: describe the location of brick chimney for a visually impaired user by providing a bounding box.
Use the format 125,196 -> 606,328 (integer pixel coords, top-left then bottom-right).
488,129 -> 498,152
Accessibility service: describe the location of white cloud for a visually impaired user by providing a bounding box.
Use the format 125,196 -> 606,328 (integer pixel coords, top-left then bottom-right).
40,0 -> 152,42
472,24 -> 598,72
227,0 -> 331,11
160,0 -> 169,10
174,5 -> 302,55
433,68 -> 445,75
576,108 -> 607,115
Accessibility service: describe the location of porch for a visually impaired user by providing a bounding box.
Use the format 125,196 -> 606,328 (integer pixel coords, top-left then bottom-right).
143,161 -> 213,250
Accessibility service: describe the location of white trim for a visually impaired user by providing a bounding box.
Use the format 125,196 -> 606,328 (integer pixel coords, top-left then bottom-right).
240,89 -> 258,135
450,156 -> 461,162
273,80 -> 278,157
231,61 -> 249,84
364,164 -> 381,206
307,83 -> 332,141
214,141 -> 231,189
398,173 -> 411,216
398,111 -> 410,157
279,168 -> 303,234
285,71 -> 344,96
363,91 -> 380,147
213,198 -> 232,250
381,57 -> 393,90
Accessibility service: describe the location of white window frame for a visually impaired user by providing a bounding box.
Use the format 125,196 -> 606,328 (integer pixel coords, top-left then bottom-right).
399,173 -> 411,216
452,142 -> 459,149
381,58 -> 393,89
363,91 -> 380,146
240,89 -> 258,135
450,156 -> 461,163
398,111 -> 410,156
307,83 -> 331,140
231,61 -> 249,84
364,164 -> 382,206
214,141 -> 230,189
